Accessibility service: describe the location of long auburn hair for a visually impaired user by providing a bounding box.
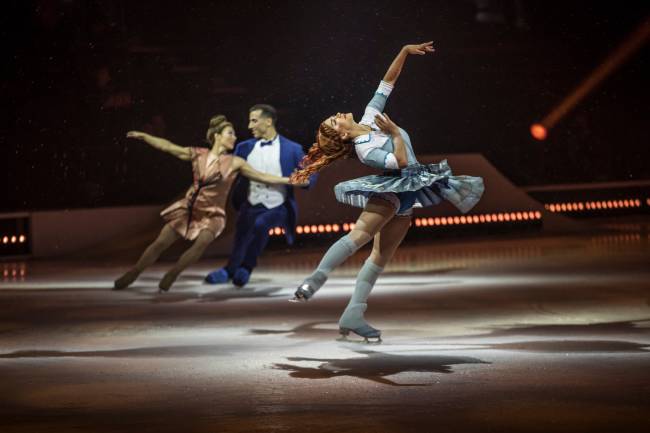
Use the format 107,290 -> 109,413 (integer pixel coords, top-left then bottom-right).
290,123 -> 352,184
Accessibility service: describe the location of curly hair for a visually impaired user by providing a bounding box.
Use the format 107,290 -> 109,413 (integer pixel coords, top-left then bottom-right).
289,122 -> 352,184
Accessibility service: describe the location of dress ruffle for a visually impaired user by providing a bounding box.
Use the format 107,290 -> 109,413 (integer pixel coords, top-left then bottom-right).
333,159 -> 484,214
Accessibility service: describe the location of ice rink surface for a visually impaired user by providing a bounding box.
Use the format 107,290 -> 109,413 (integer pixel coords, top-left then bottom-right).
1,224 -> 649,432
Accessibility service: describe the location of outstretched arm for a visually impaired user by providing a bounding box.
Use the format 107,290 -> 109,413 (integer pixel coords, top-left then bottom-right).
382,42 -> 435,86
231,156 -> 299,185
126,131 -> 191,161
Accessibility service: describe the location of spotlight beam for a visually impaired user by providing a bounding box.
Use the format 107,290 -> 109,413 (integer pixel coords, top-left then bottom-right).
532,17 -> 650,140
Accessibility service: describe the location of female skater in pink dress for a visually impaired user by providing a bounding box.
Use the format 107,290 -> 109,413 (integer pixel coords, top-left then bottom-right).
114,115 -> 297,292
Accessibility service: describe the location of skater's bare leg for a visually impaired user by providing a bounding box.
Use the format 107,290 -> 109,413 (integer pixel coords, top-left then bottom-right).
159,229 -> 214,292
368,213 -> 411,268
293,197 -> 396,301
339,213 -> 411,341
114,224 -> 180,290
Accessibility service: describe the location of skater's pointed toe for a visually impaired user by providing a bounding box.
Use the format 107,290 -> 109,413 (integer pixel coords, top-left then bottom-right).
158,272 -> 177,293
291,282 -> 318,302
113,269 -> 139,290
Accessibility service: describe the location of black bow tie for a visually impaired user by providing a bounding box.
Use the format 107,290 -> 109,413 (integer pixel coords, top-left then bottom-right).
260,139 -> 274,147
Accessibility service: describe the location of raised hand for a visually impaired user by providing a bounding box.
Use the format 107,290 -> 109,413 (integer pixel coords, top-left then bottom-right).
288,172 -> 310,187
403,41 -> 435,56
126,131 -> 147,140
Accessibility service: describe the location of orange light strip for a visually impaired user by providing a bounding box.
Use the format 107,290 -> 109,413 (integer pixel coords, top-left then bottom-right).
269,211 -> 542,237
544,198 -> 643,212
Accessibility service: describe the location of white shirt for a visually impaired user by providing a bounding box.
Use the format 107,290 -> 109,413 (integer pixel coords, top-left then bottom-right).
246,135 -> 287,208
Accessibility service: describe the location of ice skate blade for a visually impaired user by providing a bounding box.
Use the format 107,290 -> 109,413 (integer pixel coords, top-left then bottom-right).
336,334 -> 382,344
337,329 -> 382,344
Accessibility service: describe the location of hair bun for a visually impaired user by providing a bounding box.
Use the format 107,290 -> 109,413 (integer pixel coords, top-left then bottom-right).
209,114 -> 228,128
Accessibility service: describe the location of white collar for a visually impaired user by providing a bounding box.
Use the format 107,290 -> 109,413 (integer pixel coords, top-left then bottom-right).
353,133 -> 371,144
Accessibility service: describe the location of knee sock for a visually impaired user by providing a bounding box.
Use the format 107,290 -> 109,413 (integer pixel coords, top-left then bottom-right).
303,234 -> 360,290
339,259 -> 384,327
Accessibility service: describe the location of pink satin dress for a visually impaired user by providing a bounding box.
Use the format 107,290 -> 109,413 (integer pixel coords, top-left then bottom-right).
160,148 -> 236,240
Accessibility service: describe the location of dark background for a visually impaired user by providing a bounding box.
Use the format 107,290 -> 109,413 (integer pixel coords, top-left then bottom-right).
3,0 -> 649,211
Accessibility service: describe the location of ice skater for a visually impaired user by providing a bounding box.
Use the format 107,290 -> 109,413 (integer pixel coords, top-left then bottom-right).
114,115 -> 300,292
288,42 -> 485,342
204,104 -> 313,287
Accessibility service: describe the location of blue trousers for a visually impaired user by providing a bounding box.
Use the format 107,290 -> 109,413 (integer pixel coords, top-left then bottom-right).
225,202 -> 288,276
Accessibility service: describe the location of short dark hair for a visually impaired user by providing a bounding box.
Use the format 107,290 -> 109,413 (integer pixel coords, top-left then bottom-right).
249,104 -> 277,125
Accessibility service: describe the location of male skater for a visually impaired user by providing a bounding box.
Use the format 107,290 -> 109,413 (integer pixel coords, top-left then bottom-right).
205,104 -> 308,287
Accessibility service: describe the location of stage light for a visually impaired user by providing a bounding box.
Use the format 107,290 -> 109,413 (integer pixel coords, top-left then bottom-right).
531,19 -> 650,139
296,226 -> 303,234
530,123 -> 547,141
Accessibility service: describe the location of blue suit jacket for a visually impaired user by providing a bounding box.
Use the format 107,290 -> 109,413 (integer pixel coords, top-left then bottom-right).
230,135 -> 311,245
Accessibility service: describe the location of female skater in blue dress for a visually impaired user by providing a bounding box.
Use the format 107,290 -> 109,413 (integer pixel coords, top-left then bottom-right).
289,42 -> 485,342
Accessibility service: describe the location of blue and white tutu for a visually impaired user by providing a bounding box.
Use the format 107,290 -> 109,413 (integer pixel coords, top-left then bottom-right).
334,159 -> 484,214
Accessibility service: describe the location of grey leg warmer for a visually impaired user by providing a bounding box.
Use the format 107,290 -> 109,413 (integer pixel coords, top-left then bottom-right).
338,259 -> 384,329
302,234 -> 360,292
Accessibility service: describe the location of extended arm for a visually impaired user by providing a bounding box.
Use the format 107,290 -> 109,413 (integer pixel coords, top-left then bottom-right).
126,131 -> 191,161
382,42 -> 435,86
231,156 -> 293,185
